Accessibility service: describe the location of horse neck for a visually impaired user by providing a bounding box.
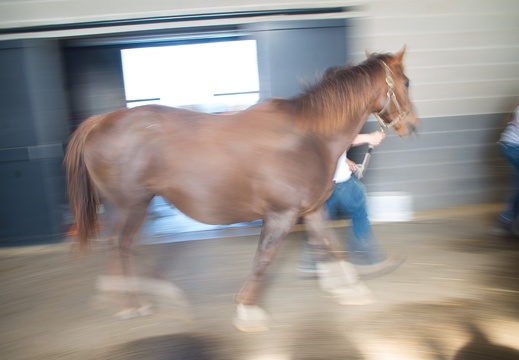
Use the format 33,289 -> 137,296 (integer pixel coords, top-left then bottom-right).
327,110 -> 372,161
298,66 -> 383,126
294,66 -> 386,159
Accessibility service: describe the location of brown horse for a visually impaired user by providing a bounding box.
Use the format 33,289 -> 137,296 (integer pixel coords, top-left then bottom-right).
65,47 -> 418,331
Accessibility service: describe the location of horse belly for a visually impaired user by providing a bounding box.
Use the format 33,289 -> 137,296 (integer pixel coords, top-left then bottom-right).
159,189 -> 262,225
151,166 -> 261,225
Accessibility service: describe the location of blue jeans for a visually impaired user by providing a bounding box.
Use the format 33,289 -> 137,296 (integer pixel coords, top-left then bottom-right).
326,176 -> 386,265
498,141 -> 519,223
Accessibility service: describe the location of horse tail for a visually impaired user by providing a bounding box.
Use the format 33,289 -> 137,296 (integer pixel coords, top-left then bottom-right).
64,115 -> 104,253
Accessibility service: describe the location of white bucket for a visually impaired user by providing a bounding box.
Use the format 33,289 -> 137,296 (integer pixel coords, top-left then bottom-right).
367,192 -> 413,222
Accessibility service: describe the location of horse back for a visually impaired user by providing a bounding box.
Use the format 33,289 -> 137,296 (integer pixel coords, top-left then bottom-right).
82,104 -> 335,223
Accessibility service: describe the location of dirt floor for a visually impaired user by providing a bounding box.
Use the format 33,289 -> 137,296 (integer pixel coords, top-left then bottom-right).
1,205 -> 519,360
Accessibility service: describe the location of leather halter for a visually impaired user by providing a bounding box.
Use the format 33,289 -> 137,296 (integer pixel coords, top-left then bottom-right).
373,61 -> 409,131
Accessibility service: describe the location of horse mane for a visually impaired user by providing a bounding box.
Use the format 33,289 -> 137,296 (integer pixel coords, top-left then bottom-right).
285,53 -> 394,136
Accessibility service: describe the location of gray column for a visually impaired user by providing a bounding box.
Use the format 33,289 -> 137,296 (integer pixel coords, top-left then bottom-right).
0,39 -> 70,245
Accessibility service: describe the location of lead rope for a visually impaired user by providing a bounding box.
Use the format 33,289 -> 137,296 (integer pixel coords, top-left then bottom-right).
355,125 -> 386,180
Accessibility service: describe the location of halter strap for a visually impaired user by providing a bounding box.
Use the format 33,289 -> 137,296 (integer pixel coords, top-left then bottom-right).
373,61 -> 409,130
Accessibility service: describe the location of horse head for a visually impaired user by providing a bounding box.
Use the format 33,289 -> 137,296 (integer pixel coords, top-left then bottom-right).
368,46 -> 419,137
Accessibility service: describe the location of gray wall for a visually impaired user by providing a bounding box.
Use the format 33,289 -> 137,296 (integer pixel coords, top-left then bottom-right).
0,39 -> 69,244
245,20 -> 348,99
349,114 -> 508,211
63,46 -> 127,125
0,40 -> 126,244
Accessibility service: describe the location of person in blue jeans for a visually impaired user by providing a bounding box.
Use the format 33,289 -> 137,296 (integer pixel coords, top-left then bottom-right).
497,105 -> 519,236
300,131 -> 404,278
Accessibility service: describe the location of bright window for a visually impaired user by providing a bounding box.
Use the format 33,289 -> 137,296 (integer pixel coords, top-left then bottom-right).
121,40 -> 260,113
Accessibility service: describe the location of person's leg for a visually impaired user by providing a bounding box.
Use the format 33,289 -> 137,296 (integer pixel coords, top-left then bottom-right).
298,186 -> 340,273
325,188 -> 340,220
498,142 -> 519,225
299,178 -> 404,277
334,177 -> 386,265
498,142 -> 519,233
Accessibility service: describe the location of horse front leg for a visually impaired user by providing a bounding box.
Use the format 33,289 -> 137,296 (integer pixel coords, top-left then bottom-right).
234,209 -> 299,332
304,208 -> 375,305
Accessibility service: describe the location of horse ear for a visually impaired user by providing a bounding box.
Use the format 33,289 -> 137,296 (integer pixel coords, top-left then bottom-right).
365,49 -> 372,58
395,45 -> 407,63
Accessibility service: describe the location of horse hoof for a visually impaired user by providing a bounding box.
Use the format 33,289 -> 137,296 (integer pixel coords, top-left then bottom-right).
115,308 -> 139,320
137,305 -> 153,317
233,304 -> 269,332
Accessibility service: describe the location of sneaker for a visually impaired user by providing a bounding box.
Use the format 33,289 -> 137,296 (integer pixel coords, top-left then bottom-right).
298,254 -> 406,279
353,254 -> 406,278
297,258 -> 318,276
491,216 -> 514,236
511,221 -> 519,237
297,243 -> 319,276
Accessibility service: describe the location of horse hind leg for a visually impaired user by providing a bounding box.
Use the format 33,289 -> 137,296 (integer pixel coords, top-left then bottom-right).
234,209 -> 299,332
304,208 -> 375,305
96,202 -> 154,319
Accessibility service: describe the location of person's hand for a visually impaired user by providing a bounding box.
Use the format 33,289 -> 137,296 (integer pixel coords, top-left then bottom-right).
369,131 -> 385,146
346,158 -> 357,172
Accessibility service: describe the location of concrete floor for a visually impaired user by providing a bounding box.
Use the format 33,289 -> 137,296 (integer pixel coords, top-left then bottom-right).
1,205 -> 519,360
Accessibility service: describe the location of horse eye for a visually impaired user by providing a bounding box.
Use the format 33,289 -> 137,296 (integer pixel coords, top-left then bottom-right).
404,78 -> 410,88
